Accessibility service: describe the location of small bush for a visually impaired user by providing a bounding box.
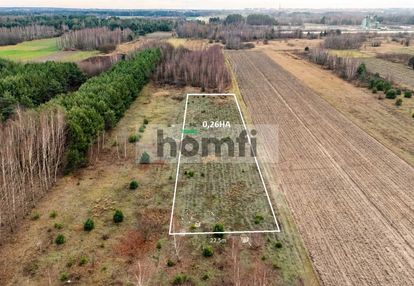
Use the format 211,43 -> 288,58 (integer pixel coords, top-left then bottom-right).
128,134 -> 138,143
213,223 -> 225,238
139,152 -> 150,164
372,88 -> 377,94
396,89 -> 401,95
113,209 -> 124,223
375,81 -> 384,91
49,211 -> 58,218
202,245 -> 214,257
139,125 -> 145,133
275,242 -> 283,249
304,46 -> 309,52
31,212 -> 40,220
385,89 -> 397,99
167,259 -> 175,267
79,256 -> 88,266
254,214 -> 264,224
173,274 -> 191,285
357,63 -> 366,76
156,241 -> 162,250
185,171 -> 194,178
143,118 -> 149,125
404,91 -> 412,98
59,272 -> 69,282
201,272 -> 210,280
383,82 -> 392,92
55,234 -> 65,245
129,180 -> 139,190
66,256 -> 76,268
83,218 -> 95,231
54,223 -> 63,229
395,98 -> 403,106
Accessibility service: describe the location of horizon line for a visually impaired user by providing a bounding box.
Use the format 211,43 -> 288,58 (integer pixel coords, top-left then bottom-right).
1,6 -> 414,11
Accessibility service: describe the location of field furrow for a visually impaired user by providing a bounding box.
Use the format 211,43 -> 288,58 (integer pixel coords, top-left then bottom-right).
228,50 -> 414,285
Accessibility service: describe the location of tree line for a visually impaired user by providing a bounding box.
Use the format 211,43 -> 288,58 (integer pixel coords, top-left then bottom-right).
0,107 -> 66,239
153,43 -> 231,91
0,15 -> 173,33
176,21 -> 304,50
0,25 -> 59,46
213,13 -> 277,26
57,27 -> 133,52
0,15 -> 173,46
51,48 -> 161,171
323,33 -> 367,50
0,59 -> 86,121
307,48 -> 362,81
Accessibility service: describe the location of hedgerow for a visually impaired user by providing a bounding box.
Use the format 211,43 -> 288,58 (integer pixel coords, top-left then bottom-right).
50,48 -> 161,170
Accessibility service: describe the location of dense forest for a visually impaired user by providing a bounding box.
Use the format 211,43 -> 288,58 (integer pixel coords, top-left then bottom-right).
0,15 -> 173,46
0,107 -> 66,238
58,27 -> 133,51
53,48 -> 161,170
0,25 -> 59,45
154,43 -> 230,91
0,8 -> 205,18
0,59 -> 86,120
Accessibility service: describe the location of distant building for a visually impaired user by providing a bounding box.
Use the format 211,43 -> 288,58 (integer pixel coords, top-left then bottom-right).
361,15 -> 380,30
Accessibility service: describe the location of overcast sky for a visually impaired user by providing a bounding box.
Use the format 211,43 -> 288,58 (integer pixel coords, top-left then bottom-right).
0,0 -> 414,9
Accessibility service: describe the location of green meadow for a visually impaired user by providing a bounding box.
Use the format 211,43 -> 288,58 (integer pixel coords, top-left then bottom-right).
0,38 -> 100,62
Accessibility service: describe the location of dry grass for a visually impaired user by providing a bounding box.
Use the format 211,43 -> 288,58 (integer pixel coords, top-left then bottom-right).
253,38 -> 322,52
167,38 -> 208,50
0,83 -> 313,285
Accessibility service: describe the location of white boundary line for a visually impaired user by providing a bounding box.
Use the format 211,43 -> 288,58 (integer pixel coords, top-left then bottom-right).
169,93 -> 280,235
168,94 -> 189,235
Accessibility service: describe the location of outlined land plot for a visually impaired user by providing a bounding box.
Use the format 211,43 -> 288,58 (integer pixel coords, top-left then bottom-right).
169,94 -> 280,235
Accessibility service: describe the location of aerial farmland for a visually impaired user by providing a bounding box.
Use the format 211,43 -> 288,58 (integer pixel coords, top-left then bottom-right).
0,3 -> 414,286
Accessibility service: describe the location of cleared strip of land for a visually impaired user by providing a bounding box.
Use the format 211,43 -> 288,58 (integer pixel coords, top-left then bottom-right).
170,94 -> 279,234
228,50 -> 414,285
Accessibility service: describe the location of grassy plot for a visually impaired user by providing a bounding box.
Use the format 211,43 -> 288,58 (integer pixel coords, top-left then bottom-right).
0,38 -> 100,62
171,95 -> 278,233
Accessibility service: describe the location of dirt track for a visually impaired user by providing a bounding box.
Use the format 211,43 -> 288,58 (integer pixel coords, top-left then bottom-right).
228,50 -> 414,285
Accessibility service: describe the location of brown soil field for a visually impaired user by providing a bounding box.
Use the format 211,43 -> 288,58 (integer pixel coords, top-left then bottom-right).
260,49 -> 414,167
227,50 -> 414,286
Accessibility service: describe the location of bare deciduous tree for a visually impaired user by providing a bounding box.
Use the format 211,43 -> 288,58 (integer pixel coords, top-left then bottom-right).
154,43 -> 231,92
0,25 -> 58,46
0,107 -> 65,241
58,27 -> 132,52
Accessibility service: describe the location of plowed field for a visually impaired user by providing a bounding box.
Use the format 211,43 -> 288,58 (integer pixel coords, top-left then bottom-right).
228,50 -> 414,286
